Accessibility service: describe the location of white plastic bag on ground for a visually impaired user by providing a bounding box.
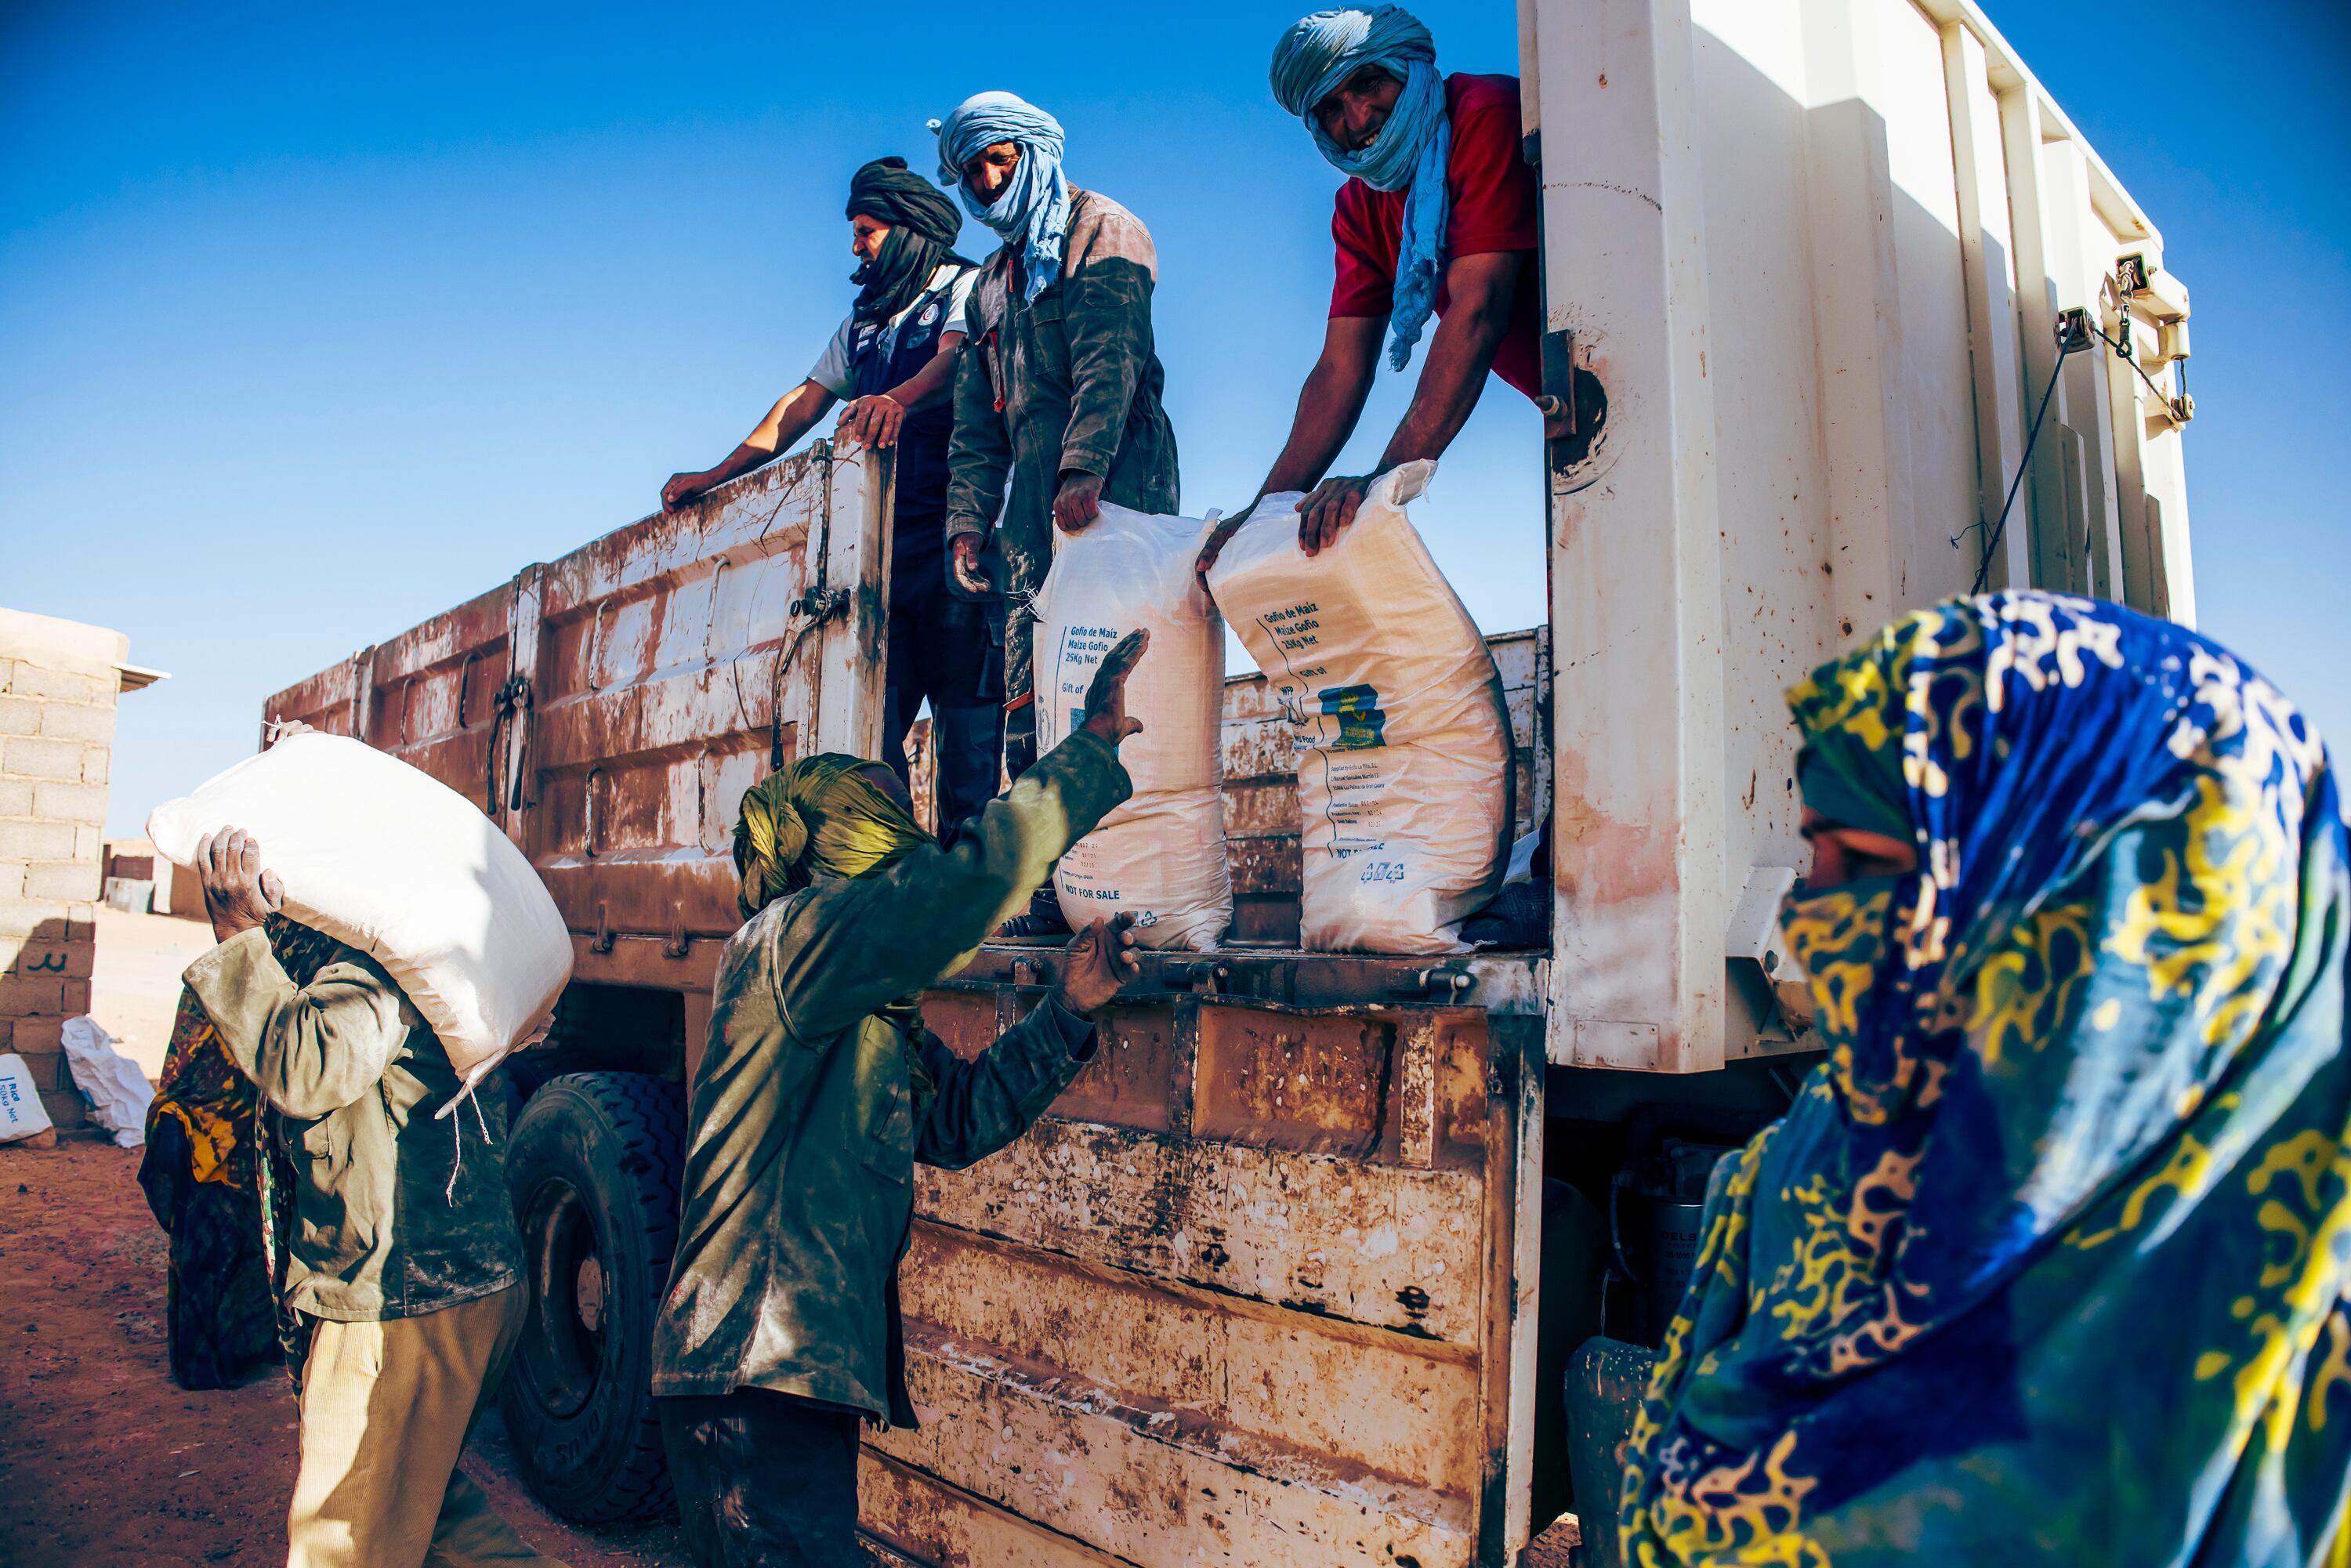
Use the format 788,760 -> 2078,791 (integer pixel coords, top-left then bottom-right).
61,1016 -> 150,1148
1205,460 -> 1511,954
1034,503 -> 1233,951
147,733 -> 572,1088
0,1054 -> 54,1143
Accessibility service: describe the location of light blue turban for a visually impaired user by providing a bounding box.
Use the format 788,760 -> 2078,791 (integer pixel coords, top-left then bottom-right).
1270,8 -> 1449,370
929,91 -> 1071,305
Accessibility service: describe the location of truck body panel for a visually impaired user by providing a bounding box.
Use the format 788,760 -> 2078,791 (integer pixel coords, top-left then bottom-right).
1528,0 -> 2192,1074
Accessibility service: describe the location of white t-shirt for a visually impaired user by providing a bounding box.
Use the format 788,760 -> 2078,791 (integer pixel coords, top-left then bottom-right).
807,263 -> 976,397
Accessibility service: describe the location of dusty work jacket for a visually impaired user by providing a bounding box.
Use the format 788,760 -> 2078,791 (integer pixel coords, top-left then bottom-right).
943,188 -> 1180,718
183,931 -> 523,1323
649,729 -> 1132,1425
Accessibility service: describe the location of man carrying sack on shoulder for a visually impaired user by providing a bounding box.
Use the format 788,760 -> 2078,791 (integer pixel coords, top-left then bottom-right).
183,827 -> 564,1568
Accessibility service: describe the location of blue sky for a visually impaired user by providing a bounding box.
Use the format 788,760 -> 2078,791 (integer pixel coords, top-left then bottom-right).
2,0 -> 2343,837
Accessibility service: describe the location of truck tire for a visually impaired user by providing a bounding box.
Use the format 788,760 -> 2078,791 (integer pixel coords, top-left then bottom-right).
500,1071 -> 684,1523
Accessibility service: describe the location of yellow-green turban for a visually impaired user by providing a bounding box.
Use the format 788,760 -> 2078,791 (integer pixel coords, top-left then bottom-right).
733,754 -> 933,919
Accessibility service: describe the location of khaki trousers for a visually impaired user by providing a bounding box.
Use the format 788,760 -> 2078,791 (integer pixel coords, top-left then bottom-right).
287,1284 -> 569,1568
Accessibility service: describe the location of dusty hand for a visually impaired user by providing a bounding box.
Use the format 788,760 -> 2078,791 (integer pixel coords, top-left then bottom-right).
951,534 -> 991,594
1053,469 -> 1105,534
839,394 -> 906,450
1054,914 -> 1140,1016
1080,628 -> 1149,745
1192,501 -> 1259,593
1297,473 -> 1375,556
197,827 -> 284,943
661,472 -> 711,513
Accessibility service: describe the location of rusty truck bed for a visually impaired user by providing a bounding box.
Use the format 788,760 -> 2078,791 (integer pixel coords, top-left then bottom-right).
264,441 -> 1556,1566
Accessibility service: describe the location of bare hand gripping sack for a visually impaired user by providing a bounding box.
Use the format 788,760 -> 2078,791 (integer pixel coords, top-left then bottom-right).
1206,461 -> 1511,954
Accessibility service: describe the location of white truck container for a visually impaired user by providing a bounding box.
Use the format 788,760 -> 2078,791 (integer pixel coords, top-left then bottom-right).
261,0 -> 2193,1562
1531,0 -> 2193,1080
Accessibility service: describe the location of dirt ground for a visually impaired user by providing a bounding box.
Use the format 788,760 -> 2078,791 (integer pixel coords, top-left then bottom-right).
0,1139 -> 690,1568
16,907 -> 1584,1567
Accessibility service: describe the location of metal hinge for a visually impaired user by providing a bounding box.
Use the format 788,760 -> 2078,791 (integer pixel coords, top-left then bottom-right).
1164,961 -> 1228,997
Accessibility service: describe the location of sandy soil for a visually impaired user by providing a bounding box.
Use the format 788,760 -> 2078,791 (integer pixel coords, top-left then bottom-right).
0,1140 -> 689,1568
44,914 -> 1586,1566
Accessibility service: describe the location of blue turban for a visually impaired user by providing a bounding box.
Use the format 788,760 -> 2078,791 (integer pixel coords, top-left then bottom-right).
1270,8 -> 1449,370
929,91 -> 1071,305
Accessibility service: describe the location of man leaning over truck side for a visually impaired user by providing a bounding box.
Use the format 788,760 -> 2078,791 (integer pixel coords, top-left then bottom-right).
181,828 -> 566,1568
1197,5 -> 1558,578
650,632 -> 1153,1567
930,92 -> 1179,796
661,157 -> 1002,842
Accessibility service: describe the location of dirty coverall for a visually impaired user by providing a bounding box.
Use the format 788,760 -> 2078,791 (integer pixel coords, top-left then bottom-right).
183,929 -> 560,1568
944,186 -> 1179,775
650,729 -> 1132,1565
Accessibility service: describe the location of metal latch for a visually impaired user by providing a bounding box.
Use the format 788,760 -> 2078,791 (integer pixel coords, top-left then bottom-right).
1164,961 -> 1228,996
792,585 -> 849,621
1010,956 -> 1049,988
1727,867 -> 1812,1038
1389,965 -> 1475,1000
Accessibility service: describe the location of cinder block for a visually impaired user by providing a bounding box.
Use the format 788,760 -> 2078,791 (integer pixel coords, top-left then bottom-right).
0,972 -> 62,1014
21,862 -> 99,902
0,780 -> 30,816
10,1016 -> 63,1053
0,697 -> 37,737
38,701 -> 115,744
9,666 -> 108,705
16,1048 -> 65,1092
38,1087 -> 85,1130
58,978 -> 89,1012
2,736 -> 86,782
0,865 -> 20,901
0,899 -> 76,938
31,780 -> 107,825
0,819 -> 78,862
82,748 -> 110,786
0,661 -> 11,693
74,825 -> 101,863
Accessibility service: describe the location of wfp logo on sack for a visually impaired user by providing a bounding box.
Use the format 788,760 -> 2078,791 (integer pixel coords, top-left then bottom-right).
1317,685 -> 1387,750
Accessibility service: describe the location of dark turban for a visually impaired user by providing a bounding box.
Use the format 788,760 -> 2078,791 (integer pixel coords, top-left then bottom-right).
845,156 -> 970,324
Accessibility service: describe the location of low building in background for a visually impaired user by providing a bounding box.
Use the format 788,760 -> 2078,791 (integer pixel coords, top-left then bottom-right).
0,608 -> 165,1132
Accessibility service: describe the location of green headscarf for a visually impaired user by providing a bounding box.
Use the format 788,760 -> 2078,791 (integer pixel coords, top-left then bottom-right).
733,753 -> 933,920
734,753 -> 939,1106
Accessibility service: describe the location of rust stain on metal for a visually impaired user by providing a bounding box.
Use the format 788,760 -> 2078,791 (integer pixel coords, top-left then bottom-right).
915,1117 -> 1481,1345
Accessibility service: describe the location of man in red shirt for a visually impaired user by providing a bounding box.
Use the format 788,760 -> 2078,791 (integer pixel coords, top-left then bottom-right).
1200,6 -> 1549,576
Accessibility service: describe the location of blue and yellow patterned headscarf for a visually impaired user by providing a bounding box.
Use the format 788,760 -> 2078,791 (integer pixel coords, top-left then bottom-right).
1623,592 -> 2351,1566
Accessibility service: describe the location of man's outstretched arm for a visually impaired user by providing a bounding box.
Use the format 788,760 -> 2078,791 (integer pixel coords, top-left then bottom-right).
661,378 -> 839,512
1291,249 -> 1522,555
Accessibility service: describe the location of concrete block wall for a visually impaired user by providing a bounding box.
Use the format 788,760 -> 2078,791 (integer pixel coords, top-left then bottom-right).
0,609 -> 131,1132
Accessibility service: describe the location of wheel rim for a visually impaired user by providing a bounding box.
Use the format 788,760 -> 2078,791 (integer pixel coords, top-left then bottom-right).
519,1176 -> 605,1420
